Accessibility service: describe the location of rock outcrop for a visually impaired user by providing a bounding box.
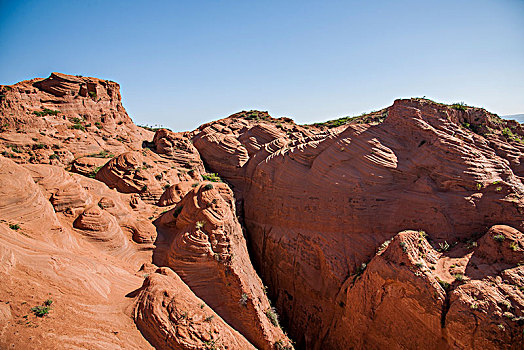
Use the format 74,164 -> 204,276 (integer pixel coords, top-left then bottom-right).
192,98 -> 524,349
134,267 -> 256,350
1,73 -> 523,349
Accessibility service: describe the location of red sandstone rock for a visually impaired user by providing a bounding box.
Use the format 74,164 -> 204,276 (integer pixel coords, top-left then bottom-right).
1,73 -> 523,349
192,98 -> 524,348
134,267 -> 256,350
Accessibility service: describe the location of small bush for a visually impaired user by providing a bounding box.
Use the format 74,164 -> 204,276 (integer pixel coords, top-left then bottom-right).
86,150 -> 113,158
437,278 -> 450,290
88,91 -> 97,98
438,241 -> 450,252
239,293 -> 248,307
493,234 -> 505,242
87,165 -> 103,179
451,102 -> 467,111
33,108 -> 60,117
265,307 -> 280,327
399,241 -> 407,253
71,123 -> 85,131
33,143 -> 46,150
173,206 -> 183,218
454,274 -> 465,282
49,153 -> 59,160
202,173 -> 221,182
203,183 -> 214,190
195,221 -> 205,230
31,304 -> 51,317
509,241 -> 519,251
9,223 -> 20,230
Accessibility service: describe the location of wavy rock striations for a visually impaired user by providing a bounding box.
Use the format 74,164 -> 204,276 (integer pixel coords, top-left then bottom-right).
1,73 -> 523,350
193,99 -> 524,349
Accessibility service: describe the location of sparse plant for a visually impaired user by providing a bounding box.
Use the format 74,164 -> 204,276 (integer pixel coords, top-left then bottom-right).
9,223 -> 20,230
509,241 -> 519,251
86,150 -> 113,158
437,278 -> 450,290
451,102 -> 468,111
399,241 -> 407,252
203,183 -> 214,190
202,173 -> 222,182
195,221 -> 205,230
454,274 -> 465,282
87,165 -> 103,179
33,108 -> 60,117
377,239 -> 391,254
265,307 -> 280,327
493,234 -> 505,242
49,153 -> 59,160
31,300 -> 52,317
466,241 -> 478,249
438,241 -> 450,252
475,183 -> 482,191
239,293 -> 248,307
204,315 -> 214,322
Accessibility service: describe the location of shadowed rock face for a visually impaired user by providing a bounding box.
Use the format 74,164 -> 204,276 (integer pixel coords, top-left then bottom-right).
1,73 -> 523,350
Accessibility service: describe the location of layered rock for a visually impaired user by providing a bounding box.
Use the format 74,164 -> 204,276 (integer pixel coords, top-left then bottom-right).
192,99 -> 524,348
0,72 -> 152,165
134,267 -> 256,350
155,181 -> 292,349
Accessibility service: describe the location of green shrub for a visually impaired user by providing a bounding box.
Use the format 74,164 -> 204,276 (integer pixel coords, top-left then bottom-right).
202,173 -> 221,182
33,108 -> 60,117
173,206 -> 183,218
86,150 -> 113,158
31,303 -> 51,317
454,274 -> 464,282
493,234 -> 505,242
451,102 -> 467,111
49,153 -> 59,160
33,143 -> 46,150
87,165 -> 103,179
9,223 -> 20,230
203,183 -> 214,190
239,293 -> 248,307
265,307 -> 280,327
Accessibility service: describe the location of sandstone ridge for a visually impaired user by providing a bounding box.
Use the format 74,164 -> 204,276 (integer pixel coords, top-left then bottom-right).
0,73 -> 523,350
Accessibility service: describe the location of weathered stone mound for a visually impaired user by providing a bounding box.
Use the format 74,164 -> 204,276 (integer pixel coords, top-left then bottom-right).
0,72 -> 152,166
134,267 -> 256,350
155,181 -> 292,349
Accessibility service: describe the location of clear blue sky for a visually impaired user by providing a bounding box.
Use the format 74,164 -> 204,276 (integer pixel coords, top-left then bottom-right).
1,0 -> 523,131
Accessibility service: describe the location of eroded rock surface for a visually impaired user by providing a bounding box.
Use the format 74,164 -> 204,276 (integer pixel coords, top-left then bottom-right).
1,73 -> 523,349
193,99 -> 524,349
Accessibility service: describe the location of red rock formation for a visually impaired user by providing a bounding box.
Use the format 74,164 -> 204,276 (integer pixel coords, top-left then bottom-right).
134,267 -> 256,350
192,99 -> 524,348
155,181 -> 292,349
2,72 -> 523,349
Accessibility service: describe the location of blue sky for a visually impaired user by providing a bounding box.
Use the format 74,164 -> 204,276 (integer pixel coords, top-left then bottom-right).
1,0 -> 523,131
